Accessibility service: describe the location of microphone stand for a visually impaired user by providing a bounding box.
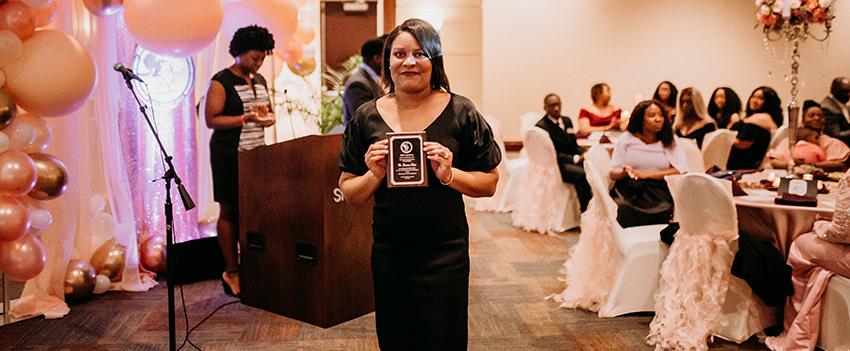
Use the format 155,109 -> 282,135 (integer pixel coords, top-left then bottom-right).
119,73 -> 196,351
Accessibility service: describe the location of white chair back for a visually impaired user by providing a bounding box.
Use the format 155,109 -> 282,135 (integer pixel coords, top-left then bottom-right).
769,124 -> 788,151
679,138 -> 705,173
647,173 -> 739,349
511,127 -> 580,233
584,145 -> 618,222
519,111 -> 539,135
701,129 -> 738,170
666,173 -> 737,238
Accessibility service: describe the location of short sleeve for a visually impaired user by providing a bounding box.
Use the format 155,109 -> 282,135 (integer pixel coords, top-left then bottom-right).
339,115 -> 368,175
459,108 -> 502,172
609,134 -> 629,170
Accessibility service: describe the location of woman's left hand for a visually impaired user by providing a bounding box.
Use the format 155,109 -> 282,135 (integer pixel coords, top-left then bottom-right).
424,141 -> 453,184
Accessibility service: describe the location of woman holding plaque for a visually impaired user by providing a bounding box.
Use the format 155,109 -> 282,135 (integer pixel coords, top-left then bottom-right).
204,25 -> 276,297
338,18 -> 501,350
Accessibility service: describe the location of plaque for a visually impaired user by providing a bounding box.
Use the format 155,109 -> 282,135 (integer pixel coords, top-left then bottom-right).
387,132 -> 427,188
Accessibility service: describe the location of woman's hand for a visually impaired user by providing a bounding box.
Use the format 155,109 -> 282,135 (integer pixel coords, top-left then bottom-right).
245,105 -> 275,127
365,139 -> 389,179
424,141 -> 453,184
611,165 -> 632,181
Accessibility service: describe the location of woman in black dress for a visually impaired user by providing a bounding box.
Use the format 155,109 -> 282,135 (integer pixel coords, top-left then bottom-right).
653,80 -> 679,122
203,25 -> 276,296
338,19 -> 501,350
727,86 -> 781,170
708,87 -> 743,129
673,87 -> 716,148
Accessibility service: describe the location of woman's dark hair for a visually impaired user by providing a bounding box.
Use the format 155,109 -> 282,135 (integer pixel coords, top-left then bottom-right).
746,86 -> 783,127
229,25 -> 275,58
627,100 -> 674,148
803,99 -> 821,112
707,87 -> 742,128
652,81 -> 678,108
382,18 -> 450,93
590,83 -> 608,103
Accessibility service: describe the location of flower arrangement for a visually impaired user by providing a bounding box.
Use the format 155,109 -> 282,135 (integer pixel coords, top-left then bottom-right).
756,0 -> 833,28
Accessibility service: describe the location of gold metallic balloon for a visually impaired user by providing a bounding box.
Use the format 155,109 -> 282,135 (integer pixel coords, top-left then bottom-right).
140,235 -> 166,273
287,57 -> 316,77
89,238 -> 125,282
27,153 -> 68,200
64,259 -> 96,302
0,90 -> 15,129
82,0 -> 124,17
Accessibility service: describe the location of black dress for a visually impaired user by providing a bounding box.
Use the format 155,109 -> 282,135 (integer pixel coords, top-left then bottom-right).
727,120 -> 771,170
208,69 -> 270,205
339,94 -> 501,350
676,123 -> 717,148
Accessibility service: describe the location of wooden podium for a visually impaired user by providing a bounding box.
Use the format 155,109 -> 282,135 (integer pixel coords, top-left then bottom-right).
238,134 -> 374,328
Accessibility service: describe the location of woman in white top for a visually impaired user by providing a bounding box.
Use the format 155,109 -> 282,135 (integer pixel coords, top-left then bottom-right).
609,100 -> 688,227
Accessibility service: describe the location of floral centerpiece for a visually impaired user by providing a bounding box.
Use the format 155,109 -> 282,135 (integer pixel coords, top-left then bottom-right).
757,0 -> 833,29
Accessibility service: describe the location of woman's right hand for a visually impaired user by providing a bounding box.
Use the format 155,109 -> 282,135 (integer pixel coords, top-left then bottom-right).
365,139 -> 389,180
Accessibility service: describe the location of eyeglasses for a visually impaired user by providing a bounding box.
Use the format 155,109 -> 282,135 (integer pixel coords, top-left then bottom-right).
390,50 -> 431,64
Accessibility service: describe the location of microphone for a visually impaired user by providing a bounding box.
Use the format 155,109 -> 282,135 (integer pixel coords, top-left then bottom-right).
113,62 -> 144,83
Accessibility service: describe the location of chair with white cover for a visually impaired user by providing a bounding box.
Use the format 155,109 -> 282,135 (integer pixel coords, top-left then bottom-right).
511,127 -> 580,234
550,144 -> 669,316
701,129 -> 738,170
647,174 -> 776,349
465,115 -> 512,212
679,138 -> 706,173
818,275 -> 850,351
768,124 -> 788,151
550,144 -> 621,311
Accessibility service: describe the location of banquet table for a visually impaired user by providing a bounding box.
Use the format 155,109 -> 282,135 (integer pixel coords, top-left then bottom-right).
735,170 -> 837,256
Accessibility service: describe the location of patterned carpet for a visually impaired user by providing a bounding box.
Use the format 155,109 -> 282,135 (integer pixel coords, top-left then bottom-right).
0,211 -> 767,350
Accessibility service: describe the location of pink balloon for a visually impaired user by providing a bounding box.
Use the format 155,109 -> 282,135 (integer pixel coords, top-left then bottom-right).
0,2 -> 35,39
29,0 -> 56,27
124,0 -> 223,57
0,196 -> 30,240
278,37 -> 303,65
0,149 -> 37,195
3,30 -> 96,117
0,233 -> 45,282
222,0 -> 298,53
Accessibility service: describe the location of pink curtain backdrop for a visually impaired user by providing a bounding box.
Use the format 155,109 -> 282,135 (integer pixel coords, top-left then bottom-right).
12,1 -> 213,319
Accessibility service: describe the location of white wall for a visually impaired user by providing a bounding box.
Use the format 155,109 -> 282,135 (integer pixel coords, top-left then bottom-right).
483,0 -> 850,140
396,0 -> 483,106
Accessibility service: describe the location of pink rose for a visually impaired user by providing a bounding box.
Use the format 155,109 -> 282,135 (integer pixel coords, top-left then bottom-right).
805,0 -> 819,11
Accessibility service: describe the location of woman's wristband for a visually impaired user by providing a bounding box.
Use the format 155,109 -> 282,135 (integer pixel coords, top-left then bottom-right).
440,168 -> 455,186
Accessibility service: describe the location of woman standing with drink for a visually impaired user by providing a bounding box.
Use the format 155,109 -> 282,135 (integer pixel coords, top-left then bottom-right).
338,19 -> 501,350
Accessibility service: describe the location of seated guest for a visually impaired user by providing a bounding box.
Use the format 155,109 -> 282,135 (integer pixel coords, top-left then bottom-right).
768,100 -> 850,171
653,81 -> 678,122
791,127 -> 827,164
609,100 -> 687,228
708,86 -> 743,129
821,76 -> 850,146
673,87 -> 716,148
536,93 -> 591,211
727,86 -> 781,170
578,83 -> 624,135
765,169 -> 850,351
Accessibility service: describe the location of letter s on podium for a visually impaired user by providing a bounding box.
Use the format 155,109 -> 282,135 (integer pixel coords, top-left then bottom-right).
333,188 -> 345,203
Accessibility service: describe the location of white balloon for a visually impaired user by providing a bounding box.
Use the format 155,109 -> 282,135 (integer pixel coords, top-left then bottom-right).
89,195 -> 106,215
93,274 -> 110,294
30,209 -> 53,230
90,212 -> 116,240
0,131 -> 9,153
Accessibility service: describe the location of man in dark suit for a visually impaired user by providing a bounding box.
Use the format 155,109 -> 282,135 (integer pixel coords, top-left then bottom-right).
535,93 -> 591,211
822,76 -> 850,146
342,35 -> 386,126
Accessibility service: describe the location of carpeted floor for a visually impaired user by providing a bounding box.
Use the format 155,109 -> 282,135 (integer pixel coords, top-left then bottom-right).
0,210 -> 767,350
